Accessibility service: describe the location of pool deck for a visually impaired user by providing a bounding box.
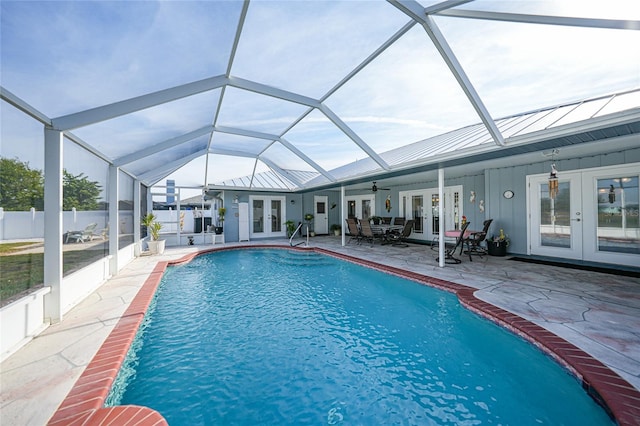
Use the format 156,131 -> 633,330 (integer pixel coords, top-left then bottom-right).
1,237 -> 639,425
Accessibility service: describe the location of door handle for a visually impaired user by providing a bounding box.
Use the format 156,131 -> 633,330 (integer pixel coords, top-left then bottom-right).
571,218 -> 581,222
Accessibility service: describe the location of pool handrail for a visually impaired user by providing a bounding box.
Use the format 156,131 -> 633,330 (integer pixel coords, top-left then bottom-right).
289,222 -> 304,247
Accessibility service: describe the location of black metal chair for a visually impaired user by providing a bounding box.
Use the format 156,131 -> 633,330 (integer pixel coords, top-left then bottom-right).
464,219 -> 493,256
388,219 -> 414,247
436,221 -> 472,264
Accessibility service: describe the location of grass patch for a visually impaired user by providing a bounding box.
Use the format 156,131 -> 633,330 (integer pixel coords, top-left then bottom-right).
0,248 -> 108,304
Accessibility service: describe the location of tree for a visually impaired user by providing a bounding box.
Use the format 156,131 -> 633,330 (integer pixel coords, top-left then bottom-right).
63,170 -> 102,211
0,157 -> 44,211
0,157 -> 103,211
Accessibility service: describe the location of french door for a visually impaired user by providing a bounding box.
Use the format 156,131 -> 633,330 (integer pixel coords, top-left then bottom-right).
345,195 -> 375,221
250,196 -> 285,239
528,163 -> 639,267
399,186 -> 462,242
528,172 -> 583,260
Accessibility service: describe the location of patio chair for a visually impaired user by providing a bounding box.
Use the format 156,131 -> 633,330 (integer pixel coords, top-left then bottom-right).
359,219 -> 379,246
388,219 -> 414,247
346,218 -> 361,245
65,222 -> 97,243
464,219 -> 493,256
436,221 -> 471,264
381,217 -> 392,224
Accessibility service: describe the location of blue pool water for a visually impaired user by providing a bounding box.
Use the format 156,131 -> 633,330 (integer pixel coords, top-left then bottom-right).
108,249 -> 612,425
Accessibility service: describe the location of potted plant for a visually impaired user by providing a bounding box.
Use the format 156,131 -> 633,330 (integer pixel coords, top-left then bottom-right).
215,207 -> 226,235
284,220 -> 296,238
487,229 -> 509,256
141,213 -> 165,255
304,213 -> 314,236
330,224 -> 341,236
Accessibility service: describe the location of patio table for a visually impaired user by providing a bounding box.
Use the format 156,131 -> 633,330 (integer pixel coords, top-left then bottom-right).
370,224 -> 404,244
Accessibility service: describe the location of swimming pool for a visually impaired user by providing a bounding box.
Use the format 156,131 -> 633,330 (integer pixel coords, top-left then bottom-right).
104,248 -> 613,425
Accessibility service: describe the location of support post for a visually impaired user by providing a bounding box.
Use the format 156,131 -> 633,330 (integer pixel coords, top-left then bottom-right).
108,165 -> 119,275
438,168 -> 445,267
133,179 -> 141,256
341,185 -> 346,246
43,127 -> 63,322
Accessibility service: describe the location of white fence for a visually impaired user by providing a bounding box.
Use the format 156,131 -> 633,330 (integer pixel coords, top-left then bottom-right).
0,208 -> 135,241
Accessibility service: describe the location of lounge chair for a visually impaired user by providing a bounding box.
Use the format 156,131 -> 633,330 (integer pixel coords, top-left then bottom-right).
387,219 -> 414,247
436,221 -> 472,264
65,222 -> 97,243
97,224 -> 109,240
464,219 -> 493,256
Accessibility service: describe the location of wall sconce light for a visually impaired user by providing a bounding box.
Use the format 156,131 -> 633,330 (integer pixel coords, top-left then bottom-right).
290,199 -> 295,205
233,195 -> 239,204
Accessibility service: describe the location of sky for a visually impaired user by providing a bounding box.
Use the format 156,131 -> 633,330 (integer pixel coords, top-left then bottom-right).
1,0 -> 639,199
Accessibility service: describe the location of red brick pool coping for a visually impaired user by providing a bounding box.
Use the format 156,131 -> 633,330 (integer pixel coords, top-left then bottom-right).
48,245 -> 640,425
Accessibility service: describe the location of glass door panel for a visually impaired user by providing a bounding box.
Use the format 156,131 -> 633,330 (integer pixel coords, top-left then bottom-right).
412,195 -> 423,233
540,181 -> 571,248
361,200 -> 371,221
431,194 -> 440,235
252,199 -> 264,234
347,200 -> 356,219
596,176 -> 639,254
271,200 -> 282,233
453,191 -> 460,230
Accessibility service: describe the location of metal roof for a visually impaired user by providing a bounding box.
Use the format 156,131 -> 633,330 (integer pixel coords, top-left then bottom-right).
210,89 -> 640,191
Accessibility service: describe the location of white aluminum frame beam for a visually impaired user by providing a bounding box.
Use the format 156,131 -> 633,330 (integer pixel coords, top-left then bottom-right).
260,157 -> 301,188
437,9 -> 640,31
52,75 -> 228,131
210,147 -> 259,158
64,131 -> 114,165
114,125 -> 214,166
1,86 -> 51,125
390,0 -> 505,147
278,138 -> 336,182
423,0 -> 472,15
227,76 -> 321,108
319,104 -> 391,169
214,126 -> 336,182
138,149 -> 207,183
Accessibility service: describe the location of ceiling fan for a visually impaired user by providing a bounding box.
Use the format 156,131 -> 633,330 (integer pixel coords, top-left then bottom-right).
371,181 -> 390,192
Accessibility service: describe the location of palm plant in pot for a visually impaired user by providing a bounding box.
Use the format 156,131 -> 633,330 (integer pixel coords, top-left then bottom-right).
215,207 -> 226,234
304,213 -> 314,236
284,220 -> 296,238
141,213 -> 165,254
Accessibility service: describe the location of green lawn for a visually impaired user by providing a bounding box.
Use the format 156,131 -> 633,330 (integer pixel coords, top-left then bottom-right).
0,248 -> 108,304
